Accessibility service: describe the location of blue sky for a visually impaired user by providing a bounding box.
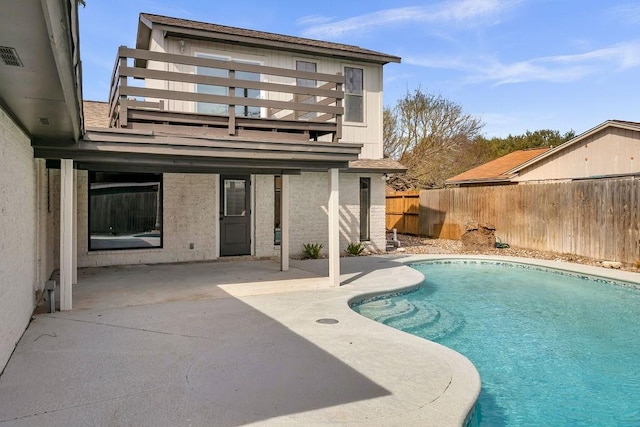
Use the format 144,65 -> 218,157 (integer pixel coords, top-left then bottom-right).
79,0 -> 640,138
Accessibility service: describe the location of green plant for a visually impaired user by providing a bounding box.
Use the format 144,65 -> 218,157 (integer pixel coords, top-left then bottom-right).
302,242 -> 323,259
346,242 -> 366,256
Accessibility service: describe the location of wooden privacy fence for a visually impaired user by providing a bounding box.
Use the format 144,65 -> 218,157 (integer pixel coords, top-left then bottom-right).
420,177 -> 640,263
90,190 -> 159,235
385,190 -> 420,234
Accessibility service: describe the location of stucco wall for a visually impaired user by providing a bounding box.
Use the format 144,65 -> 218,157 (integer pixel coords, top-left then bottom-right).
0,107 -> 55,371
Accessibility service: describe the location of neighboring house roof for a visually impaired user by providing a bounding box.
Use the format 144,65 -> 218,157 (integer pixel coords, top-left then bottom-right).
504,120 -> 640,176
83,101 -> 110,128
137,13 -> 401,65
348,158 -> 407,173
446,148 -> 550,185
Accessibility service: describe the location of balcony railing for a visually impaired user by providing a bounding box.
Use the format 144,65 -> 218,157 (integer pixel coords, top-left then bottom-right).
108,46 -> 344,142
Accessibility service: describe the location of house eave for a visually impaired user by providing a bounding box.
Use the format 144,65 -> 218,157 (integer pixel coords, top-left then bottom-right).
33,128 -> 362,174
445,176 -> 514,186
135,13 -> 401,67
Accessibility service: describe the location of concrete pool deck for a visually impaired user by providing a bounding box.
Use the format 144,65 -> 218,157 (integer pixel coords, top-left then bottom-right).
1,255 -> 638,426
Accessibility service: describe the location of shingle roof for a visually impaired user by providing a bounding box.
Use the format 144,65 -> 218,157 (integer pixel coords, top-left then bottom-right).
446,148 -> 550,184
83,100 -> 110,128
139,13 -> 401,65
348,158 -> 407,173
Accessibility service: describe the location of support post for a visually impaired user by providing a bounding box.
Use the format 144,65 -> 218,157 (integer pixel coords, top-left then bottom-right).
328,168 -> 340,286
280,175 -> 290,271
60,159 -> 74,310
72,169 -> 77,285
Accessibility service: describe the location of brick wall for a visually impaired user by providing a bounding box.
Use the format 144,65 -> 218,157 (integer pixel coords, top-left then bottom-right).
288,172 -> 386,258
62,170 -> 385,267
0,107 -> 54,371
77,173 -> 218,267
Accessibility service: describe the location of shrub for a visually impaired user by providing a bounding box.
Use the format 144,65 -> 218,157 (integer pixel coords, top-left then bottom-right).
302,243 -> 323,259
346,242 -> 366,256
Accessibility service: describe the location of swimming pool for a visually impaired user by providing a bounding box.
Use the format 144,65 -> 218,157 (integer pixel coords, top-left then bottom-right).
352,260 -> 640,426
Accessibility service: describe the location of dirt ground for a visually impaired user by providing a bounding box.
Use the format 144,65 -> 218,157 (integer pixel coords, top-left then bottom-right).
386,233 -> 640,274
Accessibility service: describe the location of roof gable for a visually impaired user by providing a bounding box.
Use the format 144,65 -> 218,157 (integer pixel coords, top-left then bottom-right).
137,13 -> 401,65
507,120 -> 640,175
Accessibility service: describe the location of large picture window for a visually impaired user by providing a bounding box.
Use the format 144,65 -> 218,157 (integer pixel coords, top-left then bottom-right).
345,67 -> 364,123
360,178 -> 370,241
89,172 -> 162,250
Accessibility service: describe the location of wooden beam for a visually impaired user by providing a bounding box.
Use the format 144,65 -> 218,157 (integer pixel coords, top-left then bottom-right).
120,47 -> 345,83
119,66 -> 343,99
120,86 -> 343,115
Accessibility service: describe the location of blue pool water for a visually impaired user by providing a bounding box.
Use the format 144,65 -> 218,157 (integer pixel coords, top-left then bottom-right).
352,261 -> 640,426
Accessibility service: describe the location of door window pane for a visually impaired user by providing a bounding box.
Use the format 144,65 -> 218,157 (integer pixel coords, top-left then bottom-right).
89,172 -> 162,250
296,61 -> 317,119
196,56 -> 229,115
196,54 -> 261,118
225,179 -> 246,216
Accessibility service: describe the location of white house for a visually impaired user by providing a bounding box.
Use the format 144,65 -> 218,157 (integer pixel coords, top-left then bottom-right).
0,5 -> 403,371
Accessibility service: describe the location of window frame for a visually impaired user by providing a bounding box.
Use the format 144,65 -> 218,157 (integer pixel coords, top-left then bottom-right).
88,171 -> 163,251
344,66 -> 365,124
359,177 -> 371,241
274,175 -> 282,245
296,60 -> 318,120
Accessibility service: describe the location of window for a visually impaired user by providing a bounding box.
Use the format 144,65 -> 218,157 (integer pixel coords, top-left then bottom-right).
360,178 -> 370,241
224,179 -> 247,216
345,67 -> 363,123
89,172 -> 162,250
296,60 -> 317,119
274,176 -> 281,245
196,54 -> 261,118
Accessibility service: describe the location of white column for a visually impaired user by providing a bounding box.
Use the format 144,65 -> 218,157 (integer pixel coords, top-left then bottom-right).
328,168 -> 340,286
280,175 -> 290,271
72,169 -> 77,285
60,159 -> 74,310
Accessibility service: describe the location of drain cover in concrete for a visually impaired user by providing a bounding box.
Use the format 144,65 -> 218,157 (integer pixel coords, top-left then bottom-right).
316,318 -> 339,324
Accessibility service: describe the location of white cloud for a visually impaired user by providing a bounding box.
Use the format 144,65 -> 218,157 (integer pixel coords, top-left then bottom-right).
300,0 -> 522,39
296,15 -> 335,26
405,40 -> 640,85
608,4 -> 640,24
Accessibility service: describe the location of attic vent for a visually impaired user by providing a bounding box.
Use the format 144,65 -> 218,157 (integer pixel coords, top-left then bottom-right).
0,46 -> 23,67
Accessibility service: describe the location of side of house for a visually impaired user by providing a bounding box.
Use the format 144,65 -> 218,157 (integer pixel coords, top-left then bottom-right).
0,1 -> 82,371
512,121 -> 640,182
0,108 -> 56,369
70,14 -> 402,268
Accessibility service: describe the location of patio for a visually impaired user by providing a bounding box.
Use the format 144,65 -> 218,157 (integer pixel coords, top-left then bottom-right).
1,256 -> 480,426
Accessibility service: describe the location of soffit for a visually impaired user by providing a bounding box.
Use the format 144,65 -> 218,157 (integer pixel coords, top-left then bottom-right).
0,1 -> 81,141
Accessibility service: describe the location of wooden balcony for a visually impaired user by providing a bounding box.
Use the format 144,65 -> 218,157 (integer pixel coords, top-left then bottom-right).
108,47 -> 344,142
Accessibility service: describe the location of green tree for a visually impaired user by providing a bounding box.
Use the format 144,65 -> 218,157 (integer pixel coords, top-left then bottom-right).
482,129 -> 576,157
